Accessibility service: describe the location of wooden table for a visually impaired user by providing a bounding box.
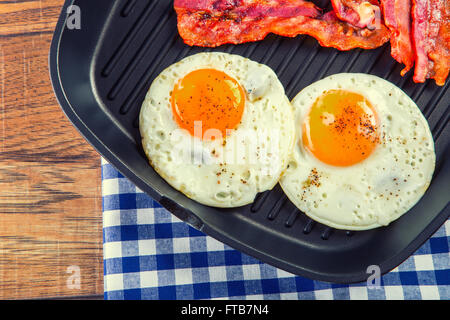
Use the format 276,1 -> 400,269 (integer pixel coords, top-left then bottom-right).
0,0 -> 103,299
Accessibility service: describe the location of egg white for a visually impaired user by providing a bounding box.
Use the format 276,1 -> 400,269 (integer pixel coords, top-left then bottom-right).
139,52 -> 295,208
280,73 -> 436,230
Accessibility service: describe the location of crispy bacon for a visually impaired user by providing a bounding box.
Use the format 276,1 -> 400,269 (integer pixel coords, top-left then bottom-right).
331,0 -> 381,29
174,0 -> 390,50
411,0 -> 449,86
380,0 -> 414,76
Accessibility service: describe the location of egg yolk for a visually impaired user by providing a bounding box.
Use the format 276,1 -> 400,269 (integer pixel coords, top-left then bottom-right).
302,89 -> 380,167
171,68 -> 245,139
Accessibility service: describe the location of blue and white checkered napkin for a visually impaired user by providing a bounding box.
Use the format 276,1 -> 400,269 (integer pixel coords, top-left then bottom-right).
102,159 -> 450,300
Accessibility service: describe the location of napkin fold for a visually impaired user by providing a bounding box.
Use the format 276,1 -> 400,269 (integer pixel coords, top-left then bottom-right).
102,159 -> 449,300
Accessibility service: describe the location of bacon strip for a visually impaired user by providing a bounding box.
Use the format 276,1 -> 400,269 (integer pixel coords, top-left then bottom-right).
411,0 -> 450,86
174,0 -> 390,50
380,0 -> 414,76
331,0 -> 382,29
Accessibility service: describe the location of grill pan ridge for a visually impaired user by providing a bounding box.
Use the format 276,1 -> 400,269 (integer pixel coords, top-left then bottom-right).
50,0 -> 450,284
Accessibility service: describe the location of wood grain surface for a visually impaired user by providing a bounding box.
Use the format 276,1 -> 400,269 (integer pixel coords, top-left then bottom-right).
0,0 -> 103,299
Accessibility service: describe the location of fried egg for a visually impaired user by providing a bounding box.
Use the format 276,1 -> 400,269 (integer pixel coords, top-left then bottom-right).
280,73 -> 435,230
139,52 -> 295,208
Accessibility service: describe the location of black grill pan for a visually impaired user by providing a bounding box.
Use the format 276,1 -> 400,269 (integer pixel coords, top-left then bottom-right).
49,0 -> 450,284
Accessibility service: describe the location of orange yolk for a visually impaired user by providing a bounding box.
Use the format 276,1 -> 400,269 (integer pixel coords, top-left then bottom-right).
171,68 -> 245,139
302,90 -> 380,167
